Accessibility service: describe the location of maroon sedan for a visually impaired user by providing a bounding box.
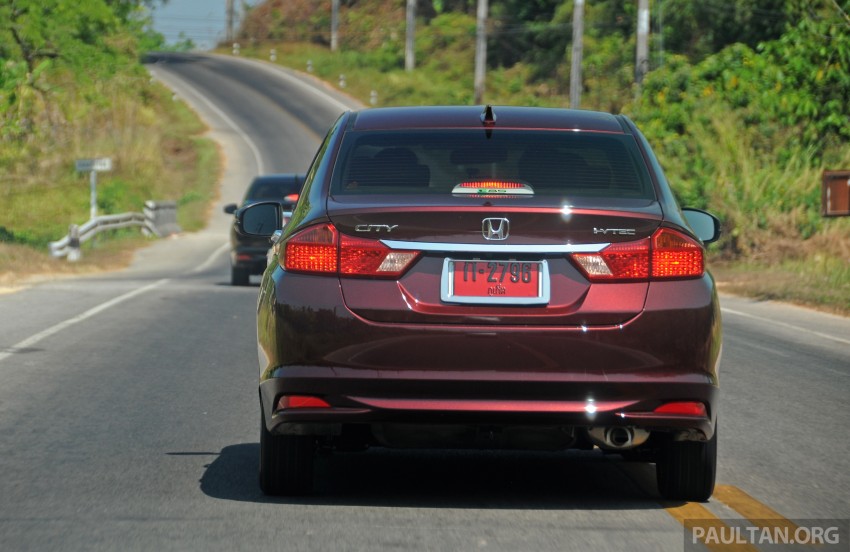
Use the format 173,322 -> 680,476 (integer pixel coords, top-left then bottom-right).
238,105 -> 722,500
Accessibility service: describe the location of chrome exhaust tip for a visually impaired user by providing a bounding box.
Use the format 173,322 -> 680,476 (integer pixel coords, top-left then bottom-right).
587,426 -> 650,450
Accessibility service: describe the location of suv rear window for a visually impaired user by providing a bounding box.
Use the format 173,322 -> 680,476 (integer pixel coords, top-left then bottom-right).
331,130 -> 655,200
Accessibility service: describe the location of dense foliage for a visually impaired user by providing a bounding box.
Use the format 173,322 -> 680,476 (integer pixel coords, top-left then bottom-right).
0,0 -> 166,142
630,2 -> 850,254
239,0 -> 849,262
0,1 -> 218,249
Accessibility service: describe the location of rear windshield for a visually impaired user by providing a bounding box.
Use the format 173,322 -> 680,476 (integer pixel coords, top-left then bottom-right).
247,177 -> 301,201
330,130 -> 655,200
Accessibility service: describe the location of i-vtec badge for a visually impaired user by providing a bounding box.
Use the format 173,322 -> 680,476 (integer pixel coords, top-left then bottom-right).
593,228 -> 636,236
355,224 -> 398,233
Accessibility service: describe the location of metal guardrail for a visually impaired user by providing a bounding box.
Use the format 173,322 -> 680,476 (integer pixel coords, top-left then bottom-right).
49,213 -> 155,259
49,201 -> 181,260
143,200 -> 181,237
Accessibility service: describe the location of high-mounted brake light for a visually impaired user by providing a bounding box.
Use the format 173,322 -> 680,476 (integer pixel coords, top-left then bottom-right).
572,228 -> 704,282
452,180 -> 534,196
283,223 -> 420,277
283,193 -> 299,203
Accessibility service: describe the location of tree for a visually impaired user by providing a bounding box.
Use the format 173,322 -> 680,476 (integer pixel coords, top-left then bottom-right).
0,0 -> 163,140
658,0 -> 791,61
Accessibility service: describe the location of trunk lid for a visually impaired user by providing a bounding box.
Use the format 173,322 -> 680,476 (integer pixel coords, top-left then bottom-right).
328,197 -> 662,326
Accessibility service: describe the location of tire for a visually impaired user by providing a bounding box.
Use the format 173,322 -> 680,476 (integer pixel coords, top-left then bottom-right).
231,266 -> 249,286
656,425 -> 717,502
259,415 -> 315,496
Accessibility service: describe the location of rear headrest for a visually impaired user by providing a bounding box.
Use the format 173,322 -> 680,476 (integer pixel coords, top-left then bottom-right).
347,147 -> 430,187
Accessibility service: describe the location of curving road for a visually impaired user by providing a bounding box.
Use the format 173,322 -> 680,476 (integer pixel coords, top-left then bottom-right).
0,53 -> 848,551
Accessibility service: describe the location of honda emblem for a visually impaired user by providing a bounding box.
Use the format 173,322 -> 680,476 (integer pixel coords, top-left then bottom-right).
482,218 -> 510,240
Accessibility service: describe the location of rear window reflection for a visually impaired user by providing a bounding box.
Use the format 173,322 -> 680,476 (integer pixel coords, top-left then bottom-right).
331,130 -> 655,200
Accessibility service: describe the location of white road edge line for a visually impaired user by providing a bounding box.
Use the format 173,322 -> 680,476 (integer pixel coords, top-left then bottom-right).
0,278 -> 170,364
191,242 -> 230,274
0,232 -> 231,364
149,68 -> 265,175
721,307 -> 850,347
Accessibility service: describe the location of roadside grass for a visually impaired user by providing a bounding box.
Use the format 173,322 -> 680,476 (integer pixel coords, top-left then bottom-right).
0,76 -> 220,287
0,234 -> 147,289
711,250 -> 850,317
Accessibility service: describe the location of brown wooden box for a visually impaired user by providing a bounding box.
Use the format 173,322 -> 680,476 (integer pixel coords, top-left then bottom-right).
822,170 -> 850,217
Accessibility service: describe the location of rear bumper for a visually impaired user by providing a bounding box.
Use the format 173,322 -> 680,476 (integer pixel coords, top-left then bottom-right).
258,269 -> 721,443
260,368 -> 718,440
231,246 -> 269,274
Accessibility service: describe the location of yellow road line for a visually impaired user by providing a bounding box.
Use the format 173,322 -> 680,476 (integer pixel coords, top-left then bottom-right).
713,485 -> 799,533
664,501 -> 759,552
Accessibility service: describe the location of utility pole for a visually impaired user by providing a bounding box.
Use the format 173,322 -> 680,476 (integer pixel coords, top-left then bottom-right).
331,0 -> 340,52
569,0 -> 585,109
226,0 -> 234,42
473,0 -> 488,104
405,0 -> 416,71
635,0 -> 650,88
657,0 -> 664,69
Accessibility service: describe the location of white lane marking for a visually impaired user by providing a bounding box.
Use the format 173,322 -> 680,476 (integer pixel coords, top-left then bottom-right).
0,232 -> 233,364
0,278 -> 169,364
191,242 -> 230,274
721,307 -> 850,347
149,68 -> 265,175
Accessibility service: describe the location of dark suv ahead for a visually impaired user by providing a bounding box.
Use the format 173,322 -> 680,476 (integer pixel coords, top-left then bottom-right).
224,173 -> 304,285
238,106 -> 722,501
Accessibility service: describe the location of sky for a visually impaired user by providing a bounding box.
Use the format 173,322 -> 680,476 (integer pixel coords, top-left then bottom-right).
149,0 -> 258,51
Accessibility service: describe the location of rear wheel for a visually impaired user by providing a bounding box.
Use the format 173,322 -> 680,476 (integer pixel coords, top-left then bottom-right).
656,426 -> 717,502
259,415 -> 315,495
231,266 -> 249,286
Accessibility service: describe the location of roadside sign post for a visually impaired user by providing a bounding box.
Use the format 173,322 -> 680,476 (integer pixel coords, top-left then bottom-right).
75,158 -> 112,220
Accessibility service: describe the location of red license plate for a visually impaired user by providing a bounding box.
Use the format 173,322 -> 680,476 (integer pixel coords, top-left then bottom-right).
442,259 -> 549,305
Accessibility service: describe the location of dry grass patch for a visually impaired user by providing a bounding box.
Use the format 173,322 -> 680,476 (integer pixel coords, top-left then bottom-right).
0,237 -> 146,289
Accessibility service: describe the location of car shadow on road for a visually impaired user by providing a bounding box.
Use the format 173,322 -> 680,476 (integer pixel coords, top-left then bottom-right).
199,442 -> 667,510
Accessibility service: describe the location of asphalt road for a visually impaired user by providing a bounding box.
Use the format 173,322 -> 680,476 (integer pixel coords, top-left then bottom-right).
1,53 -> 848,552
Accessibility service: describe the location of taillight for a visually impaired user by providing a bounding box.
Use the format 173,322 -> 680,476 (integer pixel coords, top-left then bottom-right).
283,223 -> 420,277
651,228 -> 704,278
284,224 -> 338,273
340,234 -> 420,278
572,239 -> 650,281
572,228 -> 704,282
